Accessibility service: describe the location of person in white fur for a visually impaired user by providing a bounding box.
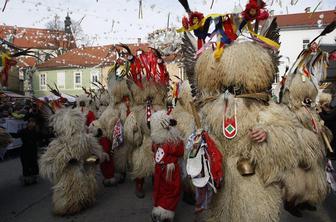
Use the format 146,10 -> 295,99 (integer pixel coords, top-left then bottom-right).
150,110 -> 184,222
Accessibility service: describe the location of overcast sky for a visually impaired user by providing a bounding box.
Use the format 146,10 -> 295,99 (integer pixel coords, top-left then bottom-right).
0,0 -> 335,45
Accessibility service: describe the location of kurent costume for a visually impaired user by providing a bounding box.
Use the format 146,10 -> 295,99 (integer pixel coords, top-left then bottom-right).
39,108 -> 107,215
92,82 -> 111,118
89,120 -> 118,186
279,40 -> 334,215
76,93 -> 97,126
98,60 -> 134,184
150,111 -> 184,221
176,0 -> 332,221
105,46 -> 170,198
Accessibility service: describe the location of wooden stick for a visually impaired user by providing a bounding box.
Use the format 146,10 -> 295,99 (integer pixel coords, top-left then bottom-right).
322,131 -> 334,153
190,101 -> 201,129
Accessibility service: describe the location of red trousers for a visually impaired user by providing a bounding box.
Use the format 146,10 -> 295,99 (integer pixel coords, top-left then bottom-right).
99,137 -> 114,179
153,163 -> 182,211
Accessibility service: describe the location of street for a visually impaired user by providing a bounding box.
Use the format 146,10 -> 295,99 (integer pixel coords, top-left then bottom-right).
0,155 -> 335,222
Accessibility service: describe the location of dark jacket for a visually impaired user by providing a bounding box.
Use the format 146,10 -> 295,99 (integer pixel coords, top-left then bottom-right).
320,108 -> 336,150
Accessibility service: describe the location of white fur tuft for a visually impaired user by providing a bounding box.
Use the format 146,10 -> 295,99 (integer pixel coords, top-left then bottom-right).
152,206 -> 175,221
150,110 -> 181,144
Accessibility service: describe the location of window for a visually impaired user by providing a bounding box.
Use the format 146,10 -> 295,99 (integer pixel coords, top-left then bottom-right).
91,71 -> 100,88
57,72 -> 65,89
74,71 -> 82,89
303,39 -> 310,50
40,73 -> 47,90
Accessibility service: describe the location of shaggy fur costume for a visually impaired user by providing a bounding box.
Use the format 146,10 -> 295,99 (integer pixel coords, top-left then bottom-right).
75,94 -> 97,126
96,90 -> 111,118
98,77 -> 132,177
190,41 -> 328,222
39,109 -> 106,215
120,78 -> 168,179
126,104 -> 165,179
170,81 -> 195,140
281,72 -> 330,206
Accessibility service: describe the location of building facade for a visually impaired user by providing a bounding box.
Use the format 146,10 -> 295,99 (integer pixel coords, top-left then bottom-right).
0,15 -> 76,94
33,67 -> 104,97
32,44 -> 149,97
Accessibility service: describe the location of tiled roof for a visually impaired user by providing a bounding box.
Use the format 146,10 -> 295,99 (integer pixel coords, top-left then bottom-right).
275,10 -> 335,28
0,25 -> 76,50
16,56 -> 38,68
37,43 -> 149,69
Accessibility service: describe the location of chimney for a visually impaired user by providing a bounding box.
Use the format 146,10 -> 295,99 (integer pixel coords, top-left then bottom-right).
137,38 -> 141,46
64,13 -> 72,35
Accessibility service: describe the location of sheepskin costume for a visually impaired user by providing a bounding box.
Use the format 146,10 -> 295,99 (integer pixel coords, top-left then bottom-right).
280,64 -> 330,209
123,80 -> 168,198
150,110 -> 184,222
75,94 -> 97,126
39,108 -> 106,216
95,89 -> 111,118
170,81 -> 195,140
89,120 -> 118,186
183,34 -> 328,222
318,92 -> 332,107
169,81 -> 197,204
98,74 -> 132,182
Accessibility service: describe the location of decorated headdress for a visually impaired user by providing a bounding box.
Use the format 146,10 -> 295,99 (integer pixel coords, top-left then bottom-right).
280,20 -> 336,106
107,45 -> 170,107
179,1 -> 281,107
108,45 -> 170,89
177,0 -> 279,61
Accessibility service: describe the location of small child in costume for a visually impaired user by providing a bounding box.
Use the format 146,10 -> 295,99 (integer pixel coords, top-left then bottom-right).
150,111 -> 184,222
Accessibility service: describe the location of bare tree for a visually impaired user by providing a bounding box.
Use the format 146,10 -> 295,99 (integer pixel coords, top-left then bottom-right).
71,19 -> 92,47
45,14 -> 91,47
46,14 -> 64,31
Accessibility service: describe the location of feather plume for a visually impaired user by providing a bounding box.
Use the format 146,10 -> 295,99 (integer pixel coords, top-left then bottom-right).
118,43 -> 133,55
310,20 -> 336,44
181,33 -> 199,99
178,0 -> 191,13
260,17 -> 280,46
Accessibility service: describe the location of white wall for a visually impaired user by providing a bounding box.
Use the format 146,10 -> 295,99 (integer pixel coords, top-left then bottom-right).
278,28 -> 336,76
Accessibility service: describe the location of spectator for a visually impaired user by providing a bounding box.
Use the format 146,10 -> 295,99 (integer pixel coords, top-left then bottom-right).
11,117 -> 40,185
320,93 -> 336,156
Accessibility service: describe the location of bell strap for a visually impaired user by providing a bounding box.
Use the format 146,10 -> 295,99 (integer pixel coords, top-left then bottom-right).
223,93 -> 237,139
236,92 -> 270,104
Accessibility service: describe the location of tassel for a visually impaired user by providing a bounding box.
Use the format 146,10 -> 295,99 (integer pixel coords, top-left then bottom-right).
214,42 -> 224,61
166,163 -> 175,182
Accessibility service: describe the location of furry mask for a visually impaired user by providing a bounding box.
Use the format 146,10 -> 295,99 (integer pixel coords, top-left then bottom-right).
88,120 -> 103,137
195,41 -> 276,95
49,108 -> 86,137
150,110 -> 181,144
